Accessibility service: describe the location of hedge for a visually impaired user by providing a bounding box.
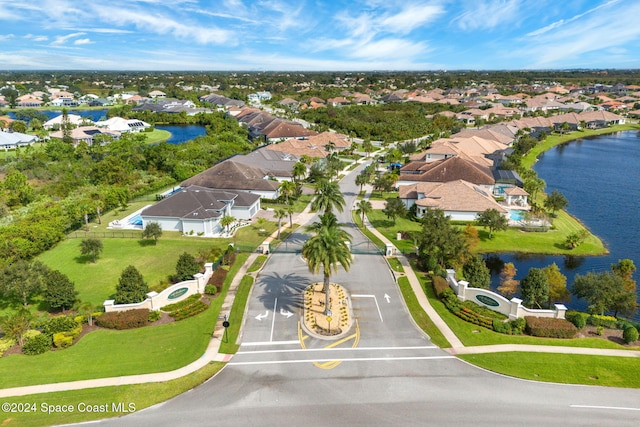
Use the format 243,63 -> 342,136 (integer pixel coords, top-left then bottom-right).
0,337 -> 16,356
40,315 -> 78,336
52,325 -> 82,349
432,275 -> 449,298
587,314 -> 618,329
95,309 -> 150,330
525,316 -> 577,338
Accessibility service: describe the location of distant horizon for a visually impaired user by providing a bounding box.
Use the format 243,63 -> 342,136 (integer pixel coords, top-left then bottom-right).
1,1 -> 640,71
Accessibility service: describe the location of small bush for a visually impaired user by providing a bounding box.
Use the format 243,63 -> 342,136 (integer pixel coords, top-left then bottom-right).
525,316 -> 577,338
148,310 -> 161,322
0,337 -> 16,356
622,326 -> 639,344
204,285 -> 217,295
492,317 -> 526,335
208,267 -> 228,288
432,275 -> 449,298
23,329 -> 41,341
53,332 -> 74,349
95,309 -> 150,330
596,325 -> 604,336
22,333 -> 52,355
565,311 -> 587,330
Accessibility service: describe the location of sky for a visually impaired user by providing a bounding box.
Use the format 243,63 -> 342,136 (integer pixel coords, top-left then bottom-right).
0,0 -> 639,71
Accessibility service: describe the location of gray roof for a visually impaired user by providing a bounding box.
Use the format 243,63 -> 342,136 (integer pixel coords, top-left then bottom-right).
181,160 -> 281,192
230,148 -> 297,178
141,186 -> 259,219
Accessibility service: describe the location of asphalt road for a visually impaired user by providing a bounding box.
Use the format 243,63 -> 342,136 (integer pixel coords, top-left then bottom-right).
97,161 -> 640,426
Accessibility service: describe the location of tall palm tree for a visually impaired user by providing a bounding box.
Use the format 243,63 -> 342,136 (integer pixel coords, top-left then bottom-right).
292,161 -> 307,184
310,179 -> 345,214
355,199 -> 373,227
302,213 -> 352,315
355,173 -> 369,194
279,180 -> 297,204
274,208 -> 287,239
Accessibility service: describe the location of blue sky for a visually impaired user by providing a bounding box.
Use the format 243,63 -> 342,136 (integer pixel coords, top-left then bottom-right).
1,0 -> 639,71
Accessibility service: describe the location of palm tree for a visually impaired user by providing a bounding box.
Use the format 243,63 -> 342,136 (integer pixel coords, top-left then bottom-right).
279,180 -> 297,204
286,204 -> 294,228
274,208 -> 287,239
355,173 -> 369,194
302,213 -> 352,315
362,140 -> 374,158
310,179 -> 345,214
355,200 -> 373,227
220,215 -> 235,234
292,161 -> 307,184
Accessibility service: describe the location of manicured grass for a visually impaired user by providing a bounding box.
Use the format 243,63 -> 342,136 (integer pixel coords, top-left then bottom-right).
37,238 -> 222,305
459,353 -> 640,388
366,209 -> 606,256
142,129 -> 171,144
261,193 -> 314,213
397,276 -> 450,348
218,275 -> 254,354
522,124 -> 640,170
0,254 -> 248,389
247,255 -> 268,273
0,362 -> 225,426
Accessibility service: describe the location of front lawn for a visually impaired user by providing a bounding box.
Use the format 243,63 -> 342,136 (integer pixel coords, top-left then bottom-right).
366,209 -> 606,256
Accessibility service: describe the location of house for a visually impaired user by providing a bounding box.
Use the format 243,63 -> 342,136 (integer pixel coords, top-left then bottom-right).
44,114 -> 89,130
229,148 -> 299,181
148,90 -> 166,98
16,95 -> 42,108
398,156 -> 495,194
181,160 -> 282,199
266,131 -> 351,159
0,130 -> 38,150
140,186 -> 261,237
399,180 -> 508,221
49,126 -> 120,146
95,117 -> 151,133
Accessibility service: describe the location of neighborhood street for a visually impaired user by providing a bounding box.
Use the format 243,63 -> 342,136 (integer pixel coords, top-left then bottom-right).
97,161 -> 640,427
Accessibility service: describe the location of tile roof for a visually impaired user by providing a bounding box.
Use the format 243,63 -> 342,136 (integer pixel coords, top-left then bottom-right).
401,180 -> 507,213
399,156 -> 494,185
181,160 -> 281,192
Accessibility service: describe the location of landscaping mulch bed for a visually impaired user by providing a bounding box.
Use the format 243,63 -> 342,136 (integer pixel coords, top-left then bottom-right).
575,325 -> 629,345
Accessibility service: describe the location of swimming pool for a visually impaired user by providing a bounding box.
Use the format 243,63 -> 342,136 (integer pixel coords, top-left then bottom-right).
129,214 -> 143,226
509,210 -> 525,221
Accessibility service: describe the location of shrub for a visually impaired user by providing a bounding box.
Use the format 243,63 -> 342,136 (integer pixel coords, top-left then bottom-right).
53,332 -> 73,349
622,326 -> 639,344
492,317 -> 526,335
23,329 -> 41,340
22,333 -> 52,355
525,316 -> 577,338
432,275 -> 449,298
148,310 -> 161,322
587,314 -> 618,329
565,311 -> 587,330
208,267 -> 228,288
162,294 -> 201,312
204,285 -> 217,295
0,337 -> 16,356
41,316 -> 77,336
168,300 -> 208,321
95,309 -> 150,330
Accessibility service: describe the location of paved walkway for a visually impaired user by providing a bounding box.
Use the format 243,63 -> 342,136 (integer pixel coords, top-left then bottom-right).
2,160 -> 638,398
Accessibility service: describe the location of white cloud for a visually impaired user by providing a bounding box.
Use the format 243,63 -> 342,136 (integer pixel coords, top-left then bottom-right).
24,34 -> 49,42
0,34 -> 15,41
454,0 -> 521,31
74,38 -> 93,45
526,0 -> 621,37
380,4 -> 444,34
51,32 -> 86,45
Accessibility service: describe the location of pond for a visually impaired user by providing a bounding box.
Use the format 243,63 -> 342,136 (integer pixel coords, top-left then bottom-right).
486,130 -> 640,321
8,109 -> 207,144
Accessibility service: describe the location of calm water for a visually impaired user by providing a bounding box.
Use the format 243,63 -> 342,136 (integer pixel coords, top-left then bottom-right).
486,130 -> 640,320
9,110 -> 206,144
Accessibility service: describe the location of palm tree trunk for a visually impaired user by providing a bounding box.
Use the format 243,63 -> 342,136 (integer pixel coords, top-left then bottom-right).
323,274 -> 330,315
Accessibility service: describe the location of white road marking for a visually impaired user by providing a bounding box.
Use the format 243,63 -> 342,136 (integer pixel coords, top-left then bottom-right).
384,293 -> 391,303
241,340 -> 300,346
238,346 -> 439,355
255,310 -> 269,321
229,356 -> 456,366
270,298 -> 278,342
351,294 -> 383,322
280,308 -> 293,318
570,405 -> 640,411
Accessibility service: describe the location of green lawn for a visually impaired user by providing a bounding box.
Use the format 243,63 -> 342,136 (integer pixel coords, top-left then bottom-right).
0,253 -> 249,389
366,209 -> 606,256
218,275 -> 254,354
0,362 -> 225,426
459,353 -> 640,388
397,277 -> 450,348
143,129 -> 172,144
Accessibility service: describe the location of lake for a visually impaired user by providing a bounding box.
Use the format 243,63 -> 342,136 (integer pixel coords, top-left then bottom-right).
8,109 -> 207,144
486,130 -> 640,320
